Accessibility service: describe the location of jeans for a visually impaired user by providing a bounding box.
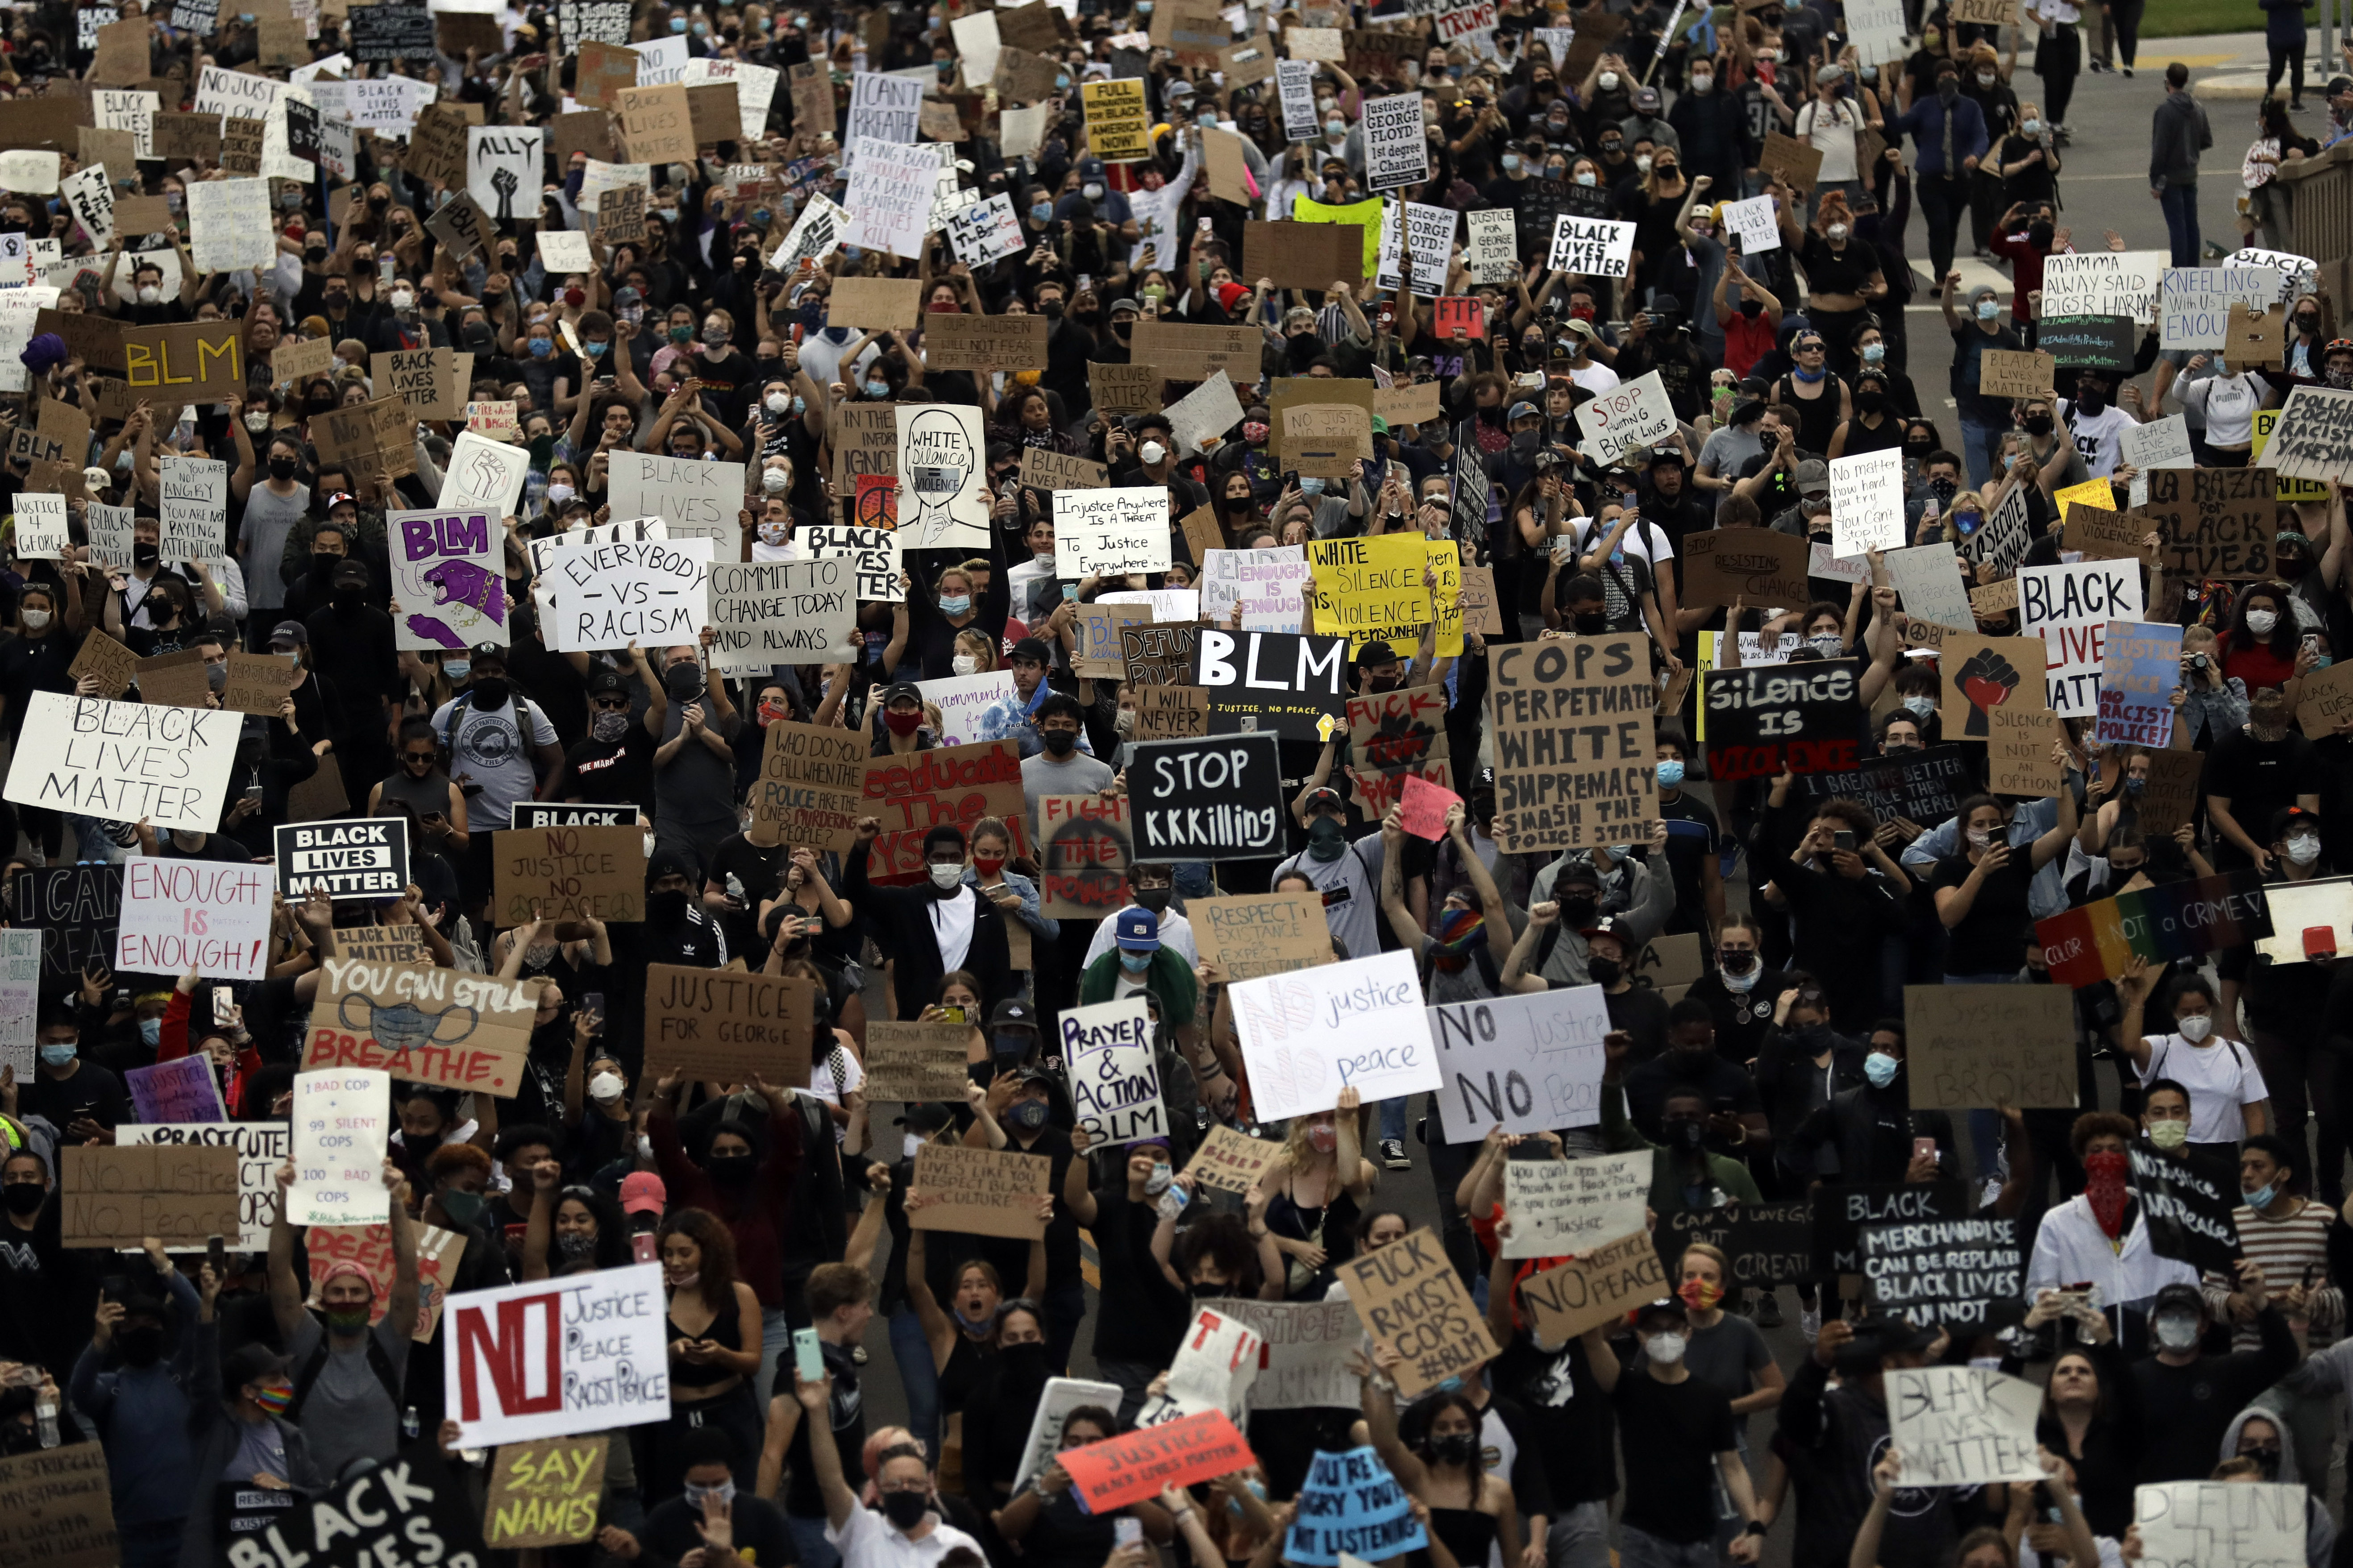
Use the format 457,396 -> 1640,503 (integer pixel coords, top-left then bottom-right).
2268,42 -> 2307,103
1379,1094 -> 1408,1146
888,1306 -> 943,1464
1958,416 -> 2012,490
1547,1501 -> 1614,1568
1947,971 -> 2024,1181
2160,183 -> 2201,265
788,1511 -> 844,1568
756,1304 -> 789,1415
1619,1524 -> 1722,1568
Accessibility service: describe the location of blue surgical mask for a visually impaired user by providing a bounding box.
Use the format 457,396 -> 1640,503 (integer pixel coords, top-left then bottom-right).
1864,1052 -> 1900,1088
863,379 -> 890,399
2246,1182 -> 2278,1210
1501,153 -> 1523,174
669,15 -> 687,29
1903,695 -> 1935,722
1120,949 -> 1154,971
1862,343 -> 1886,364
938,594 -> 972,616
37,1044 -> 75,1067
1228,1478 -> 1269,1516
1976,299 -> 2000,320
528,337 -> 553,358
1300,477 -> 1326,495
1434,1376 -> 1463,1394
1656,759 -> 1684,788
1031,202 -> 1054,224
138,1017 -> 161,1047
445,660 -> 472,684
583,340 -> 609,358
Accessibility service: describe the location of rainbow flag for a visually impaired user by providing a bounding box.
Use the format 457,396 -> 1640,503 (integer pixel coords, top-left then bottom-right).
2035,871 -> 2273,988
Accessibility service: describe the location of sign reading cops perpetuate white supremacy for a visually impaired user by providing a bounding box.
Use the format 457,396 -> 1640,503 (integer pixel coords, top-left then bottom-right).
4,694 -> 239,834
275,818 -> 410,900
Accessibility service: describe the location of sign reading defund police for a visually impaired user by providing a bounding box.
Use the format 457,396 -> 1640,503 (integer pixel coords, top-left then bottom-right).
275,818 -> 410,900
1130,734 -> 1286,861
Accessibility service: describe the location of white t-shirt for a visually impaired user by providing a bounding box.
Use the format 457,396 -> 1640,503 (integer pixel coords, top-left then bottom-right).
1082,905 -> 1199,970
811,1039 -> 866,1144
1270,836 -> 1385,965
2137,1032 -> 2270,1143
1567,359 -> 1621,396
2057,398 -> 2135,480
1796,97 -> 1862,182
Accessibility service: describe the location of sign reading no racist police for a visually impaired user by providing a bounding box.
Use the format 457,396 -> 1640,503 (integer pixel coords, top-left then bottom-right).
275,818 -> 411,900
1130,733 -> 1286,861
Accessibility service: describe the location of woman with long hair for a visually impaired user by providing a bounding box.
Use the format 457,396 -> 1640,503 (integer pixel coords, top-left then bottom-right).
2220,581 -> 2302,690
649,1207 -> 765,1500
519,1158 -> 630,1278
1364,1369 -> 1523,1568
1256,1085 -> 1376,1300
994,1402 -> 1174,1560
905,1195 -> 1050,1491
2032,1304 -> 2140,1537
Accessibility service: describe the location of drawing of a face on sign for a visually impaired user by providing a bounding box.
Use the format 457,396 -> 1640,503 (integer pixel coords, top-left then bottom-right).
1045,813 -> 1129,915
904,407 -> 973,527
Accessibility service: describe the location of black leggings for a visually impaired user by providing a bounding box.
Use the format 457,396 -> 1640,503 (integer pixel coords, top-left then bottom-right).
2269,42 -> 2307,102
2111,0 -> 2145,67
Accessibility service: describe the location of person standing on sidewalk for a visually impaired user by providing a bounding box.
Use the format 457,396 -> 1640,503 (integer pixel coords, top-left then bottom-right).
2150,62 -> 2213,265
2262,0 -> 2313,109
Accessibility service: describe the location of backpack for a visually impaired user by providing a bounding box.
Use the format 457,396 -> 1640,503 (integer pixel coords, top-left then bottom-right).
286,1320 -> 402,1424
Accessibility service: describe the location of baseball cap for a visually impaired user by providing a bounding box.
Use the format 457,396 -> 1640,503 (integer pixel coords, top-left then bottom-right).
1507,400 -> 1541,421
586,669 -> 628,699
883,680 -> 924,705
1631,1297 -> 1688,1327
895,1102 -> 955,1132
991,998 -> 1038,1028
1301,784 -> 1344,813
1794,458 -> 1830,495
1632,87 -> 1661,112
268,620 -> 308,649
81,465 -> 111,493
330,560 -> 369,589
1355,639 -> 1399,670
619,1171 -> 667,1215
1009,636 -> 1052,667
2153,1283 -> 2206,1317
1109,297 -> 1140,318
1116,909 -> 1161,952
221,1342 -> 293,1390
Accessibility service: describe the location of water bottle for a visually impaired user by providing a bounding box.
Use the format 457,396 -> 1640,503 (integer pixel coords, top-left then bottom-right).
402,1406 -> 420,1442
34,1392 -> 58,1448
726,872 -> 746,907
1156,1180 -> 1189,1221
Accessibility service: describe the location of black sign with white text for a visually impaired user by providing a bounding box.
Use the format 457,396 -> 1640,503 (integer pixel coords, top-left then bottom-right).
2129,1144 -> 2244,1276
274,818 -> 409,901
349,0 -> 437,62
1862,1214 -> 2025,1329
1703,660 -> 1862,781
1660,1201 -> 1816,1288
241,1443 -> 488,1568
1189,628 -> 1349,741
511,801 -> 638,829
1131,734 -> 1286,862
11,863 -> 122,982
1813,1179 -> 1971,1277
1796,745 -> 1971,825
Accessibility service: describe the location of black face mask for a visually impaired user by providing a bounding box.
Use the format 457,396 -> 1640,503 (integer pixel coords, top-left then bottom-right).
1589,956 -> 1621,985
117,1325 -> 165,1367
132,542 -> 159,568
1,1184 -> 42,1215
305,396 -> 336,417
881,1492 -> 931,1530
2023,414 -> 2054,436
647,888 -> 689,923
1430,1434 -> 1477,1467
1668,1118 -> 1706,1149
1132,888 -> 1171,913
1854,390 -> 1886,416
312,553 -> 341,577
1558,894 -> 1597,926
470,676 -> 511,709
333,586 -> 365,612
1188,1280 -> 1231,1299
269,455 -> 299,481
1573,613 -> 1609,635
707,1152 -> 756,1185
1040,728 -> 1078,755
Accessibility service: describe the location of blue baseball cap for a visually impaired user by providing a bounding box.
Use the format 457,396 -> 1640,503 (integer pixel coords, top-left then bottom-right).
1116,909 -> 1160,951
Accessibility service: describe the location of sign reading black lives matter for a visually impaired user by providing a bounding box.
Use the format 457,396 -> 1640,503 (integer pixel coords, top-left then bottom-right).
1703,660 -> 1862,781
1861,1213 -> 2025,1329
242,1442 -> 488,1567
2129,1144 -> 2243,1275
1796,745 -> 1971,825
274,819 -> 410,900
1814,1179 -> 1971,1276
1547,215 -> 1636,276
1130,734 -> 1286,861
2262,385 -> 2353,485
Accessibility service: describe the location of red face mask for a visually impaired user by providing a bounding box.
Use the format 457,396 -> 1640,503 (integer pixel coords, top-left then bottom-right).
973,853 -> 1006,878
885,709 -> 924,736
2084,1149 -> 2129,1239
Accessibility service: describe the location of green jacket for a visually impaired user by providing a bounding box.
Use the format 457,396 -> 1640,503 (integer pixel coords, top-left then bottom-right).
1599,1079 -> 1762,1220
1077,945 -> 1198,1026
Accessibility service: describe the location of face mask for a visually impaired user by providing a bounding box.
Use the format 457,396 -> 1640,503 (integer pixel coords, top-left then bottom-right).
37,1044 -> 75,1067
1576,170 -> 1598,186
1589,956 -> 1621,986
1030,201 -> 1054,224
1140,440 -> 1167,465
445,661 -> 472,685
138,1017 -> 161,1047
937,594 -> 972,617
1501,153 -> 1523,174
437,1190 -> 487,1228
1307,1125 -> 1338,1153
1143,1160 -> 1174,1196
1573,612 -> 1609,636
1635,155 -> 1652,174
881,1491 -> 931,1530
1691,74 -> 1713,92
324,1304 -> 372,1335
1300,477 -> 1326,495
1009,1099 -> 1050,1132
705,328 -> 730,349
2177,1012 -> 2215,1043
1431,1433 -> 1476,1466
2246,610 -> 2279,636
134,542 -> 163,570
1119,950 -> 1153,973
710,1151 -> 758,1186
1938,78 -> 1959,103
1976,299 -> 2000,320
1864,1052 -> 1900,1088
1976,69 -> 1997,85
885,709 -> 923,737
2153,1312 -> 2200,1351
269,455 -> 299,481
1645,1331 -> 1688,1364
646,888 -> 689,922
928,863 -> 965,891
1040,728 -> 1079,756
1966,828 -> 1995,851
2149,1117 -> 2191,1149
0,1185 -> 42,1215
137,284 -> 163,305
529,337 -> 554,359
1599,71 -> 1619,89
1307,817 -> 1347,861
1656,759 -> 1685,788
950,654 -> 978,676
2245,1180 -> 2278,1211
114,1322 -> 165,1367
590,1070 -> 626,1102
1825,222 -> 1850,241
2287,835 -> 2323,866
19,609 -> 47,631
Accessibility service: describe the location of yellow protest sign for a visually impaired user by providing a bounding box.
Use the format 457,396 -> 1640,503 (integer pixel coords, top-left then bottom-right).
1290,195 -> 1385,285
1082,79 -> 1150,162
1309,533 -> 1433,653
2054,478 -> 2114,524
1429,539 -> 1463,656
2253,410 -> 2333,503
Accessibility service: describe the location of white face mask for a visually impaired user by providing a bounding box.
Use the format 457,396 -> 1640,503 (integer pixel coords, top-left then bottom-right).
765,392 -> 792,415
1644,1331 -> 1688,1364
19,609 -> 48,630
2246,609 -> 2280,636
1690,74 -> 1712,92
2287,834 -> 2323,865
1140,440 -> 1167,465
1034,549 -> 1056,572
1598,71 -> 1619,89
928,862 -> 965,891
951,654 -> 978,675
2152,1312 -> 2201,1350
137,284 -> 161,304
245,412 -> 271,432
390,289 -> 415,312
1977,70 -> 1996,85
1825,222 -> 1850,241
589,1071 -> 625,1102
2178,1014 -> 2215,1043
761,467 -> 790,494
643,831 -> 658,859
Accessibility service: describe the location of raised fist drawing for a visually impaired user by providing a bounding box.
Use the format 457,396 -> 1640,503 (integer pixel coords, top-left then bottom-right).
491,165 -> 519,221
1956,648 -> 2020,737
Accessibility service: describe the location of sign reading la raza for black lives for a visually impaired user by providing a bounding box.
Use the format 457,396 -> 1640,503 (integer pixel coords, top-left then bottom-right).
1862,1213 -> 2025,1329
1130,734 -> 1286,861
1188,628 -> 1349,741
2129,1144 -> 2244,1275
274,818 -> 409,901
2137,467 -> 2280,581
1703,660 -> 1861,782
1796,745 -> 1970,824
1487,635 -> 1657,854
2264,384 -> 2353,485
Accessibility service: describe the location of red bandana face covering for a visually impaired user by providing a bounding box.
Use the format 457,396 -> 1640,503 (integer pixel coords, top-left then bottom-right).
2084,1150 -> 2129,1239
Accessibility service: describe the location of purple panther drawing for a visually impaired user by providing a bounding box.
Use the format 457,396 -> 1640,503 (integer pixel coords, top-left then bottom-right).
405,560 -> 507,650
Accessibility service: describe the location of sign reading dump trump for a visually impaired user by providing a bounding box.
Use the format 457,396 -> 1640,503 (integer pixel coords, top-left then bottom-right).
4,693 -> 240,834
445,1264 -> 671,1448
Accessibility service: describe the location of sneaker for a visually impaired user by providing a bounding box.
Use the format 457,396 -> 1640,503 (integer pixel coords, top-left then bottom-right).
2122,65 -> 2134,76
1755,1291 -> 1783,1328
2292,99 -> 2309,111
1800,1306 -> 1822,1343
1379,1138 -> 1411,1171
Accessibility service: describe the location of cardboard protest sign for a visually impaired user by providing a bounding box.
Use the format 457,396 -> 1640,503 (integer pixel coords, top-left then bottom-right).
1517,1229 -> 1671,1343
1130,734 -> 1287,862
1193,889 -> 1333,982
2137,467 -> 2282,580
926,310 -> 1051,371
116,1121 -> 287,1252
1501,1150 -> 1652,1258
1681,528 -> 1811,608
1338,1225 -> 1499,1396
2263,384 -> 2353,486
275,818 -> 408,902
863,1020 -> 973,1103
2134,748 -> 2205,835
2037,869 -> 2272,986
2097,620 -> 2183,749
1488,635 -> 1658,850
1285,1446 -> 1431,1566
304,1219 -> 468,1340
1058,996 -> 1167,1145
1862,1213 -> 2024,1328
1036,793 -> 1132,921
115,856 -> 273,980
12,863 -> 121,986
861,741 -> 1029,885
1979,349 -> 2054,399
125,1056 -> 225,1124
644,966 -> 814,1086
1232,950 -> 1437,1120
301,959 -> 536,1096
1130,321 -> 1261,382
748,720 -> 867,851
2020,560 -> 2143,717
1888,1367 -> 2045,1485
61,1142 -> 240,1246
1056,1410 -> 1255,1512
221,650 -> 300,718
4,693 -> 239,834
2128,1144 -> 2243,1275
1425,987 -> 1610,1140
1937,632 -> 2047,739
1702,660 -> 1860,781
2135,1483 -> 2307,1568
910,1141 -> 1052,1239
0,1445 -> 117,1568
485,1437 -> 610,1548
492,824 -> 646,925
1904,983 -> 2077,1109
447,1265 -> 671,1447
1190,1124 -> 1285,1193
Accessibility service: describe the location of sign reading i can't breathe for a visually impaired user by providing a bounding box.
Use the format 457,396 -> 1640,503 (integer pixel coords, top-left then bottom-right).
276,818 -> 410,900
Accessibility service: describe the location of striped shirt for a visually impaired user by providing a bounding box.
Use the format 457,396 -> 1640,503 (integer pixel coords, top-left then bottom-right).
2202,1197 -> 2341,1351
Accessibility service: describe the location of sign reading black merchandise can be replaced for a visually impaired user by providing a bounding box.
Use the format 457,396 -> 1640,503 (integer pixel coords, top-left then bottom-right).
1861,1213 -> 2025,1329
274,819 -> 410,901
1129,734 -> 1286,861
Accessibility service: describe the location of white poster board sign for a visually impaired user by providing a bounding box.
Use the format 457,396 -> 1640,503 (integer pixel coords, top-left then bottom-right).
540,535 -> 715,653
444,1264 -> 672,1446
1201,546 -> 1313,631
2019,559 -> 2143,718
1056,996 -> 1168,1145
1232,949 -> 1443,1120
1501,1150 -> 1651,1258
1056,486 -> 1173,578
896,402 -> 992,548
4,693 -> 241,834
1829,448 -> 1906,556
2158,266 -> 2283,350
1573,369 -> 1675,468
116,857 -> 274,980
915,670 -> 1018,746
1722,195 -> 1781,254
1888,1366 -> 2045,1486
1547,214 -> 1637,276
2133,1484 -> 2306,1568
288,1067 -> 391,1226
1424,987 -> 1609,1140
